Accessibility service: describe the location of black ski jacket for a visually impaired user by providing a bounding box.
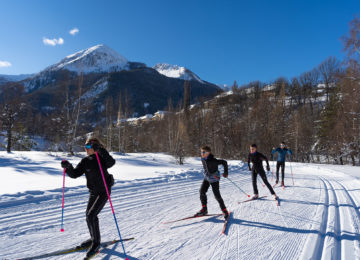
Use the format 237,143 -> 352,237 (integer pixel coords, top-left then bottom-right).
65,148 -> 115,193
201,153 -> 228,183
248,152 -> 270,172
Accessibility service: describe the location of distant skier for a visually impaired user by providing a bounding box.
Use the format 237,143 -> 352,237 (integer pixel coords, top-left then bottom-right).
61,137 -> 115,259
195,146 -> 230,220
248,144 -> 278,200
272,142 -> 292,187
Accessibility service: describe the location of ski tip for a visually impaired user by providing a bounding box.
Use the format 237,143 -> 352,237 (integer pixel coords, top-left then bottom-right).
60,228 -> 64,232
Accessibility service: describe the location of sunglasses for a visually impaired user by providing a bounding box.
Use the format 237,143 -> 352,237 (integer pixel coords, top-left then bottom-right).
201,151 -> 208,154
85,143 -> 92,149
280,145 -> 285,147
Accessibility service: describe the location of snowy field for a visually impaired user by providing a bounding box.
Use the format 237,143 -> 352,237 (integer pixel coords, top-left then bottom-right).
0,152 -> 359,259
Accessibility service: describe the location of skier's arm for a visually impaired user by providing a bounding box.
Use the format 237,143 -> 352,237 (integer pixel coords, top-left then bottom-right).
287,149 -> 293,157
63,160 -> 85,178
260,153 -> 270,170
247,154 -> 251,170
98,148 -> 116,168
217,159 -> 228,176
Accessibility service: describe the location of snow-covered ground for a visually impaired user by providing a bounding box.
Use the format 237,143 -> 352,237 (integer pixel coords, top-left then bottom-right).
0,152 -> 359,259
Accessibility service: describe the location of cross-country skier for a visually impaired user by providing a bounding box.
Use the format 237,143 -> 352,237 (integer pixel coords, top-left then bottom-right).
61,137 -> 115,259
272,142 -> 292,187
248,144 -> 278,200
195,146 -> 230,220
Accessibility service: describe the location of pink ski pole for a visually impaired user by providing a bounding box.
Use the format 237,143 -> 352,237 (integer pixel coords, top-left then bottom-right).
60,167 -> 66,232
95,152 -> 129,260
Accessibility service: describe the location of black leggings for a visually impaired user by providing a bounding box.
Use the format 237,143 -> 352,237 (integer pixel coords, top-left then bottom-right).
276,161 -> 285,181
252,169 -> 275,195
200,180 -> 226,210
86,191 -> 109,245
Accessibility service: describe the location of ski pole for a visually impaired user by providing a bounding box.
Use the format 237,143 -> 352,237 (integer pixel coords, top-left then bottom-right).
95,152 -> 129,260
227,177 -> 250,197
271,155 -> 275,182
60,167 -> 65,232
289,159 -> 294,186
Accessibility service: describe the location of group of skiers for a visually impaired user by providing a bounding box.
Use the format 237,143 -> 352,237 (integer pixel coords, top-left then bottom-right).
60,138 -> 292,258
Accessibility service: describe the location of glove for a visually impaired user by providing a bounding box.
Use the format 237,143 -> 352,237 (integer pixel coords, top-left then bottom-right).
91,143 -> 100,151
248,167 -> 251,171
222,172 -> 228,178
266,165 -> 270,171
61,160 -> 71,169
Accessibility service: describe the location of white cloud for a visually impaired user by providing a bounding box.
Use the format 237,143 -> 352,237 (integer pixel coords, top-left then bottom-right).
69,28 -> 79,36
0,61 -> 12,68
43,37 -> 64,46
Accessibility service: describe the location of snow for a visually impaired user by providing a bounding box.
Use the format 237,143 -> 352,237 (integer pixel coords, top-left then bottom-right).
0,74 -> 33,82
153,63 -> 205,84
48,44 -> 129,74
1,151 -> 360,259
81,78 -> 109,100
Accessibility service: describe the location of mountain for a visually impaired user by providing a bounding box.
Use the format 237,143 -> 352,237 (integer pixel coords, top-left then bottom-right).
1,44 -> 221,123
153,63 -> 204,84
0,74 -> 33,85
45,44 -> 129,74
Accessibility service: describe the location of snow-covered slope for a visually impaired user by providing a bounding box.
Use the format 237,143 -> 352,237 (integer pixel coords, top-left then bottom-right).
0,74 -> 33,82
1,152 -> 360,259
45,44 -> 129,74
154,63 -> 205,83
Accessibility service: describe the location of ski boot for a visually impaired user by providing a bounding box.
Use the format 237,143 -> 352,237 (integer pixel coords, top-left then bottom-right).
273,194 -> 279,200
251,194 -> 259,200
76,239 -> 92,249
194,206 -> 208,217
281,180 -> 285,187
222,208 -> 229,220
85,243 -> 100,259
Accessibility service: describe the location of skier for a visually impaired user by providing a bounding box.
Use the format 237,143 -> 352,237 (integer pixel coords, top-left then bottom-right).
61,137 -> 115,259
195,146 -> 230,220
272,142 -> 292,187
248,144 -> 278,200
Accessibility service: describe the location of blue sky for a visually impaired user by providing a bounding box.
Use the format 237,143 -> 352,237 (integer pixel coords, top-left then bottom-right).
0,0 -> 359,85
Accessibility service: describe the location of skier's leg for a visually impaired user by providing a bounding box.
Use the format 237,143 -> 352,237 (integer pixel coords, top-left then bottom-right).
276,162 -> 280,182
259,170 -> 275,195
199,179 -> 210,207
85,193 -> 97,242
211,181 -> 226,210
86,192 -> 109,245
281,162 -> 285,182
252,170 -> 259,195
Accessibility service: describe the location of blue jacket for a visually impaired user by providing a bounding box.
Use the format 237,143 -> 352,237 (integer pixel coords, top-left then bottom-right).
272,148 -> 292,162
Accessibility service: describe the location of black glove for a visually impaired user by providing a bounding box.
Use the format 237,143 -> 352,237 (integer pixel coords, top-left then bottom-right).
222,172 -> 228,178
91,143 -> 100,151
61,160 -> 71,169
266,165 -> 270,171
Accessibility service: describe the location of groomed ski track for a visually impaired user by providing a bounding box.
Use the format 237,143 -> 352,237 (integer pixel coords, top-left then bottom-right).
0,155 -> 359,259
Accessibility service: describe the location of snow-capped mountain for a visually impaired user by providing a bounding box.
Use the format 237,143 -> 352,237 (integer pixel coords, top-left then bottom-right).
45,44 -> 129,74
153,63 -> 205,84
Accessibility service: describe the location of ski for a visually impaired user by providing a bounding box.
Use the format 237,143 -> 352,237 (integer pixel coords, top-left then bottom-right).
222,211 -> 232,235
273,183 -> 278,188
18,238 -> 135,260
162,213 -> 223,224
238,196 -> 267,204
